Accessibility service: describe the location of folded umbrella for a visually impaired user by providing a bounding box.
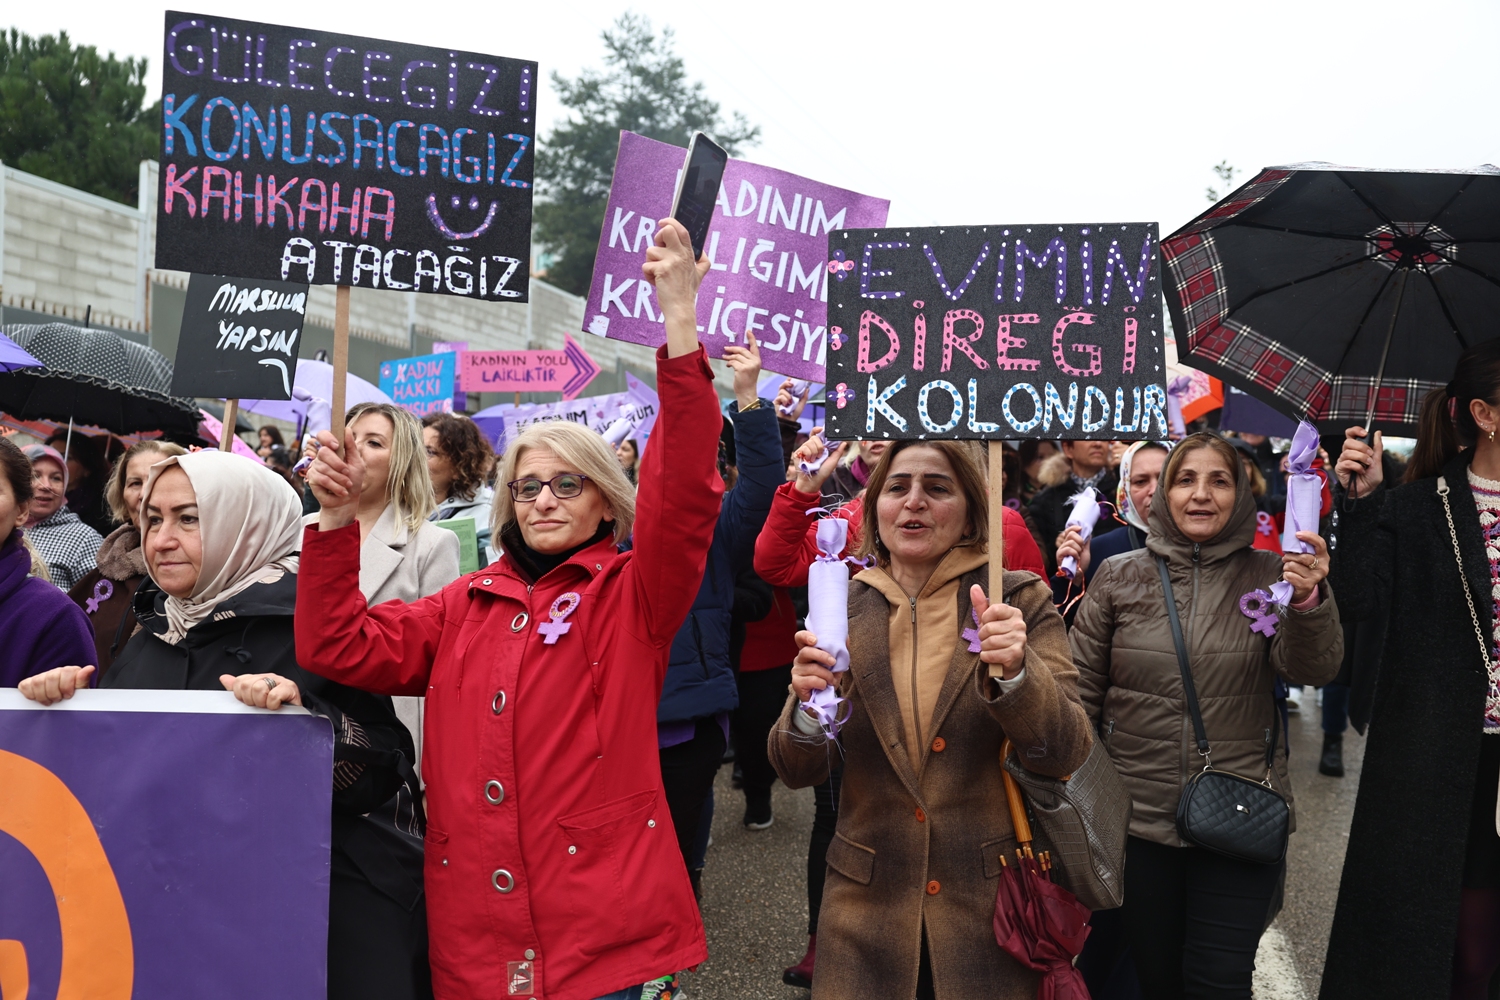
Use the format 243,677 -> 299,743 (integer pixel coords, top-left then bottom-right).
1161,163 -> 1500,435
0,322 -> 200,439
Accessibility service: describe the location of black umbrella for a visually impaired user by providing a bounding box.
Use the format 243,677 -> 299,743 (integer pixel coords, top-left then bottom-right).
0,322 -> 201,440
1160,163 -> 1500,436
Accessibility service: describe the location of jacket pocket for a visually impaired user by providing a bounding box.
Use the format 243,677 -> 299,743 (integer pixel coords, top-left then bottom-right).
825,832 -> 876,885
982,835 -> 1018,879
556,790 -> 661,955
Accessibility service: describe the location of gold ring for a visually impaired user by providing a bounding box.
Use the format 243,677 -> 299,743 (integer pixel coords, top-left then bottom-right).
1310,557 -> 1319,571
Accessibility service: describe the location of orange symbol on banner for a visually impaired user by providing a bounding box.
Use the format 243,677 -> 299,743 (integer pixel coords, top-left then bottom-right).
0,749 -> 133,1000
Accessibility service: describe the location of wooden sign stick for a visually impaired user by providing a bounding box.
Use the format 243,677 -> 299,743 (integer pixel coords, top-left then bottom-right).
331,285 -> 351,444
219,399 -> 239,452
988,441 -> 1006,596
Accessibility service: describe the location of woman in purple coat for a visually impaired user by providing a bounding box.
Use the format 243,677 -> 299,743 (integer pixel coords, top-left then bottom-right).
0,437 -> 95,686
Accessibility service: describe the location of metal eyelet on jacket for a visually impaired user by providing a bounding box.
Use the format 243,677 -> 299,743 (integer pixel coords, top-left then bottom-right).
492,869 -> 514,893
485,780 -> 505,805
510,612 -> 529,632
492,690 -> 506,715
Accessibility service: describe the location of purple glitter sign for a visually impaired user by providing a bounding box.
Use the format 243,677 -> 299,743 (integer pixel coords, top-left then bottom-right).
583,131 -> 890,383
0,690 -> 333,1000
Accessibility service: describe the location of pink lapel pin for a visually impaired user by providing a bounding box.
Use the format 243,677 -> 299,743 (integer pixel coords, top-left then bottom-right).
537,593 -> 581,644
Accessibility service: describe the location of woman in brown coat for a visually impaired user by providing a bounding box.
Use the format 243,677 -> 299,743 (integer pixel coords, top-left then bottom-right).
1071,433 -> 1342,999
768,440 -> 1093,1000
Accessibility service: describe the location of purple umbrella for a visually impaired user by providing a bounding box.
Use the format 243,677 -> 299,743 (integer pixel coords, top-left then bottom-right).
239,359 -> 392,438
0,331 -> 43,373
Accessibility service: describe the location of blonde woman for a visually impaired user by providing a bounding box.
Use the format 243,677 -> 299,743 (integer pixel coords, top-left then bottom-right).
305,402 -> 461,772
293,217 -> 724,1000
69,439 -> 187,679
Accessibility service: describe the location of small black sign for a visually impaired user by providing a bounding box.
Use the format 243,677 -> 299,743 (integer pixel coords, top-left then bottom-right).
824,223 -> 1169,441
155,12 -> 536,302
171,273 -> 308,399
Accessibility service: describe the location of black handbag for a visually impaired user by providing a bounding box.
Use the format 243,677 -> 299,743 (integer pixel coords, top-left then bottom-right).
1157,558 -> 1290,865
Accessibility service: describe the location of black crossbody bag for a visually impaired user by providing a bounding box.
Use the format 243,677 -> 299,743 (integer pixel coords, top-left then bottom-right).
1157,558 -> 1290,865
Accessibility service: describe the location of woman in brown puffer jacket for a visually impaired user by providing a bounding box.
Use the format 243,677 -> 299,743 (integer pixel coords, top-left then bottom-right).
1070,433 -> 1342,1000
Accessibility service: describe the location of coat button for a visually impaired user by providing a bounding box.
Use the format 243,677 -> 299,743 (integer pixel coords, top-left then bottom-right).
510,612 -> 529,632
441,859 -> 448,866
485,780 -> 505,805
926,880 -> 941,895
492,690 -> 507,715
568,845 -> 577,855
931,737 -> 946,752
915,807 -> 926,823
524,949 -> 535,960
647,819 -> 656,828
481,578 -> 493,586
492,869 -> 515,893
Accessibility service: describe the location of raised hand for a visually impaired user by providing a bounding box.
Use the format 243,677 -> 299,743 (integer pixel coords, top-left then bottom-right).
723,331 -> 764,410
308,427 -> 365,530
1335,426 -> 1384,494
643,218 -> 711,358
792,428 -> 848,496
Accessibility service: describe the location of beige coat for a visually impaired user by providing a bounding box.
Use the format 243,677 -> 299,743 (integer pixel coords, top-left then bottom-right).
1069,459 -> 1342,846
303,504 -> 460,766
769,549 -> 1093,1000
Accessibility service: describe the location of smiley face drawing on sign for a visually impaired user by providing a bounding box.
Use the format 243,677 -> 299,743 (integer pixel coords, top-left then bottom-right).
426,194 -> 500,241
0,749 -> 133,1000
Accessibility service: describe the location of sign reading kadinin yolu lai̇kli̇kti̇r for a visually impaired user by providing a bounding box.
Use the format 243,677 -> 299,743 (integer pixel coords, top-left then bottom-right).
171,272 -> 308,399
155,13 -> 536,301
823,224 -> 1169,441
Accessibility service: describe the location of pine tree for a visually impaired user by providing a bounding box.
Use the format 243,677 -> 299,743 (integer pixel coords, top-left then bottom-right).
534,14 -> 758,296
0,29 -> 161,206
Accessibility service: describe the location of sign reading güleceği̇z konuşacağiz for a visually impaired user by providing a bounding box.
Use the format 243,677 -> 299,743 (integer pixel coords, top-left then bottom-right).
155,13 -> 536,302
824,224 -> 1169,442
171,273 -> 308,399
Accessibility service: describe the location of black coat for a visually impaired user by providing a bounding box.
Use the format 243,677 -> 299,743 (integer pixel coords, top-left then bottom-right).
1321,450 -> 1494,1000
103,572 -> 427,913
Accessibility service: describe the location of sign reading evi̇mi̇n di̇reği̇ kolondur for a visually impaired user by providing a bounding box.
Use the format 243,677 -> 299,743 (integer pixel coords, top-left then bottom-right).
823,223 -> 1169,441
155,12 -> 536,301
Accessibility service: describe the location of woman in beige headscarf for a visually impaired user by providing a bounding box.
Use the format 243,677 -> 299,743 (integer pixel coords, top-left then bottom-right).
19,450 -> 434,1000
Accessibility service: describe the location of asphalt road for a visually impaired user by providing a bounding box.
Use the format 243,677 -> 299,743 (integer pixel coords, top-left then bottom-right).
682,693 -> 1364,1000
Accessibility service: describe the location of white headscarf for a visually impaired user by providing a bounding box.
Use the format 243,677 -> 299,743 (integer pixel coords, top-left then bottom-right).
1115,440 -> 1171,534
139,451 -> 302,644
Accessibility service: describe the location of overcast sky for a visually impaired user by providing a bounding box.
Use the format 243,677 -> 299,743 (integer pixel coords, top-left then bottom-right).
11,1 -> 1499,234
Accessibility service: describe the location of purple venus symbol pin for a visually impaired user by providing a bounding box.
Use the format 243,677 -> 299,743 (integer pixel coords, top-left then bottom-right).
962,607 -> 982,653
1239,589 -> 1280,637
85,578 -> 114,614
537,592 -> 581,644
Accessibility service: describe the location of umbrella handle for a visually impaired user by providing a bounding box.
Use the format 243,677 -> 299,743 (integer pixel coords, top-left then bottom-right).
999,739 -> 1034,847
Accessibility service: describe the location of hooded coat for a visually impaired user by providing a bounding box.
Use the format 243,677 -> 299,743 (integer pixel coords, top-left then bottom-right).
1320,450 -> 1500,1000
1069,444 -> 1343,846
767,545 -> 1094,1000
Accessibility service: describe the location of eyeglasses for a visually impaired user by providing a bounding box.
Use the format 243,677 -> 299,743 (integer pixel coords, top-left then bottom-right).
507,473 -> 590,502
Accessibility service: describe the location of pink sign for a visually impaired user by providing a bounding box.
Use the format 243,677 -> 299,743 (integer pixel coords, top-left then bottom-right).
460,334 -> 601,399
584,132 -> 890,382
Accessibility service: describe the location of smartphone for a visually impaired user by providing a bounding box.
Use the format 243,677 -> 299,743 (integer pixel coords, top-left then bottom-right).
670,132 -> 728,260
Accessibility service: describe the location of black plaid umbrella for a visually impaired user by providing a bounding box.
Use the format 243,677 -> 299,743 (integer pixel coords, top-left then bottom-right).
0,322 -> 201,440
1161,163 -> 1500,436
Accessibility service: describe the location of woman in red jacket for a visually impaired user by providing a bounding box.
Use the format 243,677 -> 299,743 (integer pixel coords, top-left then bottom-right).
297,218 -> 723,1000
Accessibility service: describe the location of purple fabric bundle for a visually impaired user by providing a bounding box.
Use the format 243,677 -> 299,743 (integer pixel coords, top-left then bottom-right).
1280,420 -> 1321,555
801,517 -> 852,738
1166,375 -> 1193,438
1058,489 -> 1102,580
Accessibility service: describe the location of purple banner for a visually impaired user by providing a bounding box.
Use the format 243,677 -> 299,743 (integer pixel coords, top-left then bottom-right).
583,132 -> 890,382
0,690 -> 333,1000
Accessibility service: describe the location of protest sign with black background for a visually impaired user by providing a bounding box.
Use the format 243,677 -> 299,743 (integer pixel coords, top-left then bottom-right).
156,13 -> 536,302
171,273 -> 308,399
824,223 -> 1170,441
